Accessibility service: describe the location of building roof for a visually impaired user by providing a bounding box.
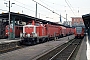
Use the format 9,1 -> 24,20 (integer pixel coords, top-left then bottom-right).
0,12 -> 65,26
82,14 -> 90,29
71,17 -> 82,18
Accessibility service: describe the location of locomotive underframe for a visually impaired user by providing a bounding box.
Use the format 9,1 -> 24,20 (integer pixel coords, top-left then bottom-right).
75,34 -> 84,39
21,35 -> 62,45
21,36 -> 48,45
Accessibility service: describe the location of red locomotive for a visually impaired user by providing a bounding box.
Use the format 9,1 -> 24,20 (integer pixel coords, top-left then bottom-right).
21,20 -> 48,45
66,27 -> 74,35
74,26 -> 84,39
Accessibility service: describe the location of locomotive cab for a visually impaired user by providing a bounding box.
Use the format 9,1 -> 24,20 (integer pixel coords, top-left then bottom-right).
21,20 -> 47,45
21,20 -> 46,37
75,27 -> 84,39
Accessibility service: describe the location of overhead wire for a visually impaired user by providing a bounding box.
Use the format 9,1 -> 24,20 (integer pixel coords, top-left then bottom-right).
14,0 -> 35,9
40,0 -> 66,7
0,0 -> 8,11
66,0 -> 75,11
13,0 -> 49,18
39,0 -> 54,9
65,0 -> 76,16
39,0 -> 68,14
4,0 -> 68,20
15,4 -> 35,12
32,0 -> 66,19
5,0 -> 66,20
3,0 -> 51,19
15,4 -> 48,19
39,0 -> 60,15
0,9 -> 7,11
39,0 -> 71,21
66,0 -> 78,14
14,0 -> 50,14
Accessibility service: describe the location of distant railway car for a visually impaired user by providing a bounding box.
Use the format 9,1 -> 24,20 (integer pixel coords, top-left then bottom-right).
44,24 -> 61,40
66,27 -> 71,36
58,26 -> 62,38
61,26 -> 66,37
0,21 -> 8,38
71,28 -> 75,34
5,23 -> 23,38
75,27 -> 84,38
68,27 -> 75,35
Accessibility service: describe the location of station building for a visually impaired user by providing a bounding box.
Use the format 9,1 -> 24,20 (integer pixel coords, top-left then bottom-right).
71,17 -> 85,27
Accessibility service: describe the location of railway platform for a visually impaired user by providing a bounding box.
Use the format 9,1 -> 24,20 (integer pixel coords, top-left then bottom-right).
75,34 -> 90,60
0,35 -> 74,60
0,38 -> 21,52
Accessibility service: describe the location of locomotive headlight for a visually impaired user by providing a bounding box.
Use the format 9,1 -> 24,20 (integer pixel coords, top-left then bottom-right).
23,33 -> 25,37
6,32 -> 9,34
20,33 -> 23,38
26,34 -> 30,37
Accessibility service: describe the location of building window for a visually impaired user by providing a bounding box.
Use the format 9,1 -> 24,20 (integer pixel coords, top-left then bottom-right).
77,19 -> 78,22
74,19 -> 76,22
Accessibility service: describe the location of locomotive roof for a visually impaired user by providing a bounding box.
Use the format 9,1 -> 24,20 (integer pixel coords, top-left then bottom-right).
0,12 -> 68,27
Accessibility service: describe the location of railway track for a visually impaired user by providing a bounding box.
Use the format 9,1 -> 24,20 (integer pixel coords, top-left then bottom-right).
0,43 -> 27,54
33,38 -> 82,60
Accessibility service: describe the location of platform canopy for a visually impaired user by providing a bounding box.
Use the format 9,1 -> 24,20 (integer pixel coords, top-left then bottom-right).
0,12 -> 65,26
82,14 -> 90,29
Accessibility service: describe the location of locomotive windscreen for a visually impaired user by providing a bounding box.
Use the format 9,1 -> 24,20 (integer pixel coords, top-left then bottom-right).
76,27 -> 82,34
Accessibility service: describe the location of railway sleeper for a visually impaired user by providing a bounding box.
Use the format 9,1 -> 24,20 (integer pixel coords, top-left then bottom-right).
0,42 -> 19,53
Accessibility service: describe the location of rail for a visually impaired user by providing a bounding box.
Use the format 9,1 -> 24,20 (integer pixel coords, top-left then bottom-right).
33,39 -> 82,60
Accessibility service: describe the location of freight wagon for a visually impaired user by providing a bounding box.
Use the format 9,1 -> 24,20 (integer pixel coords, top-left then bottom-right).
61,26 -> 66,37
66,27 -> 75,36
44,24 -> 61,40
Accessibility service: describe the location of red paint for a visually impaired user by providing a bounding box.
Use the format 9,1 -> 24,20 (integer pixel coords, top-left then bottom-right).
5,25 -> 23,37
45,24 -> 60,37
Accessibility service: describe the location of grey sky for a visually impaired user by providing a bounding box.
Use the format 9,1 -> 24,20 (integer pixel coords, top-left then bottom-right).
0,0 -> 90,22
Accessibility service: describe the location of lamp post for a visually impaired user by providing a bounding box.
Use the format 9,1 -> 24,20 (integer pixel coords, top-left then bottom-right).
9,0 -> 10,39
60,14 -> 62,23
4,0 -> 15,39
35,2 -> 37,18
66,14 -> 67,25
